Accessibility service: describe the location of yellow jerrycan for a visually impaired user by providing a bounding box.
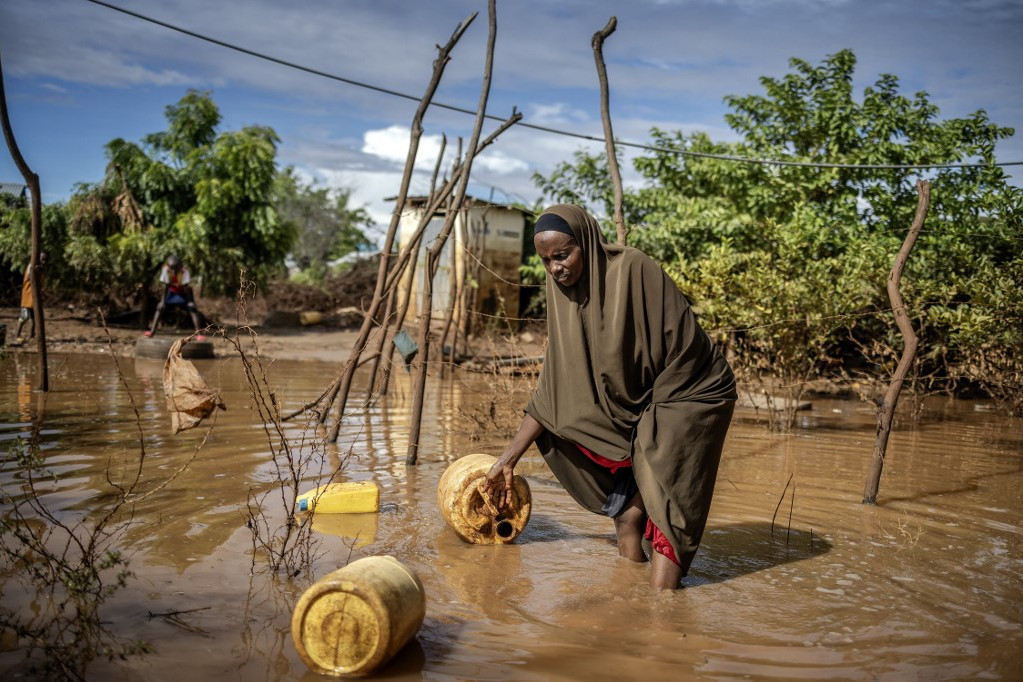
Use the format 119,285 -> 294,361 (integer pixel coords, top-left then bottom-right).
291,555 -> 425,677
296,481 -> 379,514
437,453 -> 531,544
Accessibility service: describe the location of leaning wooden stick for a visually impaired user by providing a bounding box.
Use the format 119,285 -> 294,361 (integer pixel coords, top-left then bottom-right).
592,16 -> 627,245
0,48 -> 49,390
325,112 -> 521,442
863,179 -> 930,504
406,0 -> 500,465
366,134 -> 448,396
314,12 -> 477,430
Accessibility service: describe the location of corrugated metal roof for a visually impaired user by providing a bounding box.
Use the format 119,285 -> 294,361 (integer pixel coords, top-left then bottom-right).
0,182 -> 28,197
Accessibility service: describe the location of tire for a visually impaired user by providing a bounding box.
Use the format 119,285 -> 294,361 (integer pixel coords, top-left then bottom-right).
135,335 -> 215,360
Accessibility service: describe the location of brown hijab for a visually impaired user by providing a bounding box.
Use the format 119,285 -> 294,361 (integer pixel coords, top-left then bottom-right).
525,204 -> 736,574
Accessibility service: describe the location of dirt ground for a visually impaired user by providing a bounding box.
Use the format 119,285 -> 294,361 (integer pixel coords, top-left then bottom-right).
0,306 -> 546,365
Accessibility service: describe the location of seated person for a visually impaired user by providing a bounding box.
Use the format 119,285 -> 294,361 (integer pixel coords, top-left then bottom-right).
145,255 -> 205,340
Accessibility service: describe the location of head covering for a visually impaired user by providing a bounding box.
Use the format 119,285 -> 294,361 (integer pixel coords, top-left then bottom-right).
533,212 -> 575,238
525,204 -> 737,575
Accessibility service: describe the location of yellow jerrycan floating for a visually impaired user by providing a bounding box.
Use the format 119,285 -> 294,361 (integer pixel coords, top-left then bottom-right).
297,481 -> 379,514
291,555 -> 425,677
437,453 -> 531,544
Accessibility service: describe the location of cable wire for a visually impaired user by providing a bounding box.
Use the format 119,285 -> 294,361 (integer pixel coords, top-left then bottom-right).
84,0 -> 1023,171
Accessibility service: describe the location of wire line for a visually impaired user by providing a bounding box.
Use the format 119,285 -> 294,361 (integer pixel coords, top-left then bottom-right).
84,0 -> 1023,171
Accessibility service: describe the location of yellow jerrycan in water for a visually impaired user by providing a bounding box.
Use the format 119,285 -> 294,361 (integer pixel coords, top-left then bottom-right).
291,555 -> 425,677
296,481 -> 379,514
437,453 -> 531,544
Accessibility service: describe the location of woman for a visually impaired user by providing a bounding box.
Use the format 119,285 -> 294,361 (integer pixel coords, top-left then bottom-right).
484,204 -> 736,589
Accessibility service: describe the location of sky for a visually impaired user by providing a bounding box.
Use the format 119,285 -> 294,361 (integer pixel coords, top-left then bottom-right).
1,0 -> 1021,241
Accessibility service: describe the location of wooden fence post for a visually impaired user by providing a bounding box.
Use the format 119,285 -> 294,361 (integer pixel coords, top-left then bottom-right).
0,48 -> 49,390
863,179 -> 930,504
592,16 -> 626,245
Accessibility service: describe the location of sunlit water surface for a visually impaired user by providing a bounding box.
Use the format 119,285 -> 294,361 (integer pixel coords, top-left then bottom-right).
1,350 -> 1020,680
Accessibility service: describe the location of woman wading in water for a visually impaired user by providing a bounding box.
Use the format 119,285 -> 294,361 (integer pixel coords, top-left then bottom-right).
484,204 -> 736,589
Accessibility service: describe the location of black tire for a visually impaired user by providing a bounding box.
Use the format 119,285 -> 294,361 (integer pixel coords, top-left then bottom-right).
135,335 -> 215,360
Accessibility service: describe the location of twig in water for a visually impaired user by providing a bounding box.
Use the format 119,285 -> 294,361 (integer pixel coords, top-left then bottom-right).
770,473 -> 793,535
147,606 -> 212,619
786,482 -> 796,547
148,607 -> 212,637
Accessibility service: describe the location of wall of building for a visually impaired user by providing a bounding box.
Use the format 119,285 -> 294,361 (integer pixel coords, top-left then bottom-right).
396,202 -> 525,335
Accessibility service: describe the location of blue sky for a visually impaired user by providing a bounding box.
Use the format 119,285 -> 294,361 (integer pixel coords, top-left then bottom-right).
1,0 -> 1020,237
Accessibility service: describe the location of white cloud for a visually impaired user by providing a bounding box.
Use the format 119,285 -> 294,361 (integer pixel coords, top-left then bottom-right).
362,126 -> 441,168
315,167 -> 434,241
467,149 -> 529,175
529,103 -> 591,126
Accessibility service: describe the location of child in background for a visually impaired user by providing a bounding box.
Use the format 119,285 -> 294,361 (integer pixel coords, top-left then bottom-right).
13,252 -> 45,345
145,255 -> 205,340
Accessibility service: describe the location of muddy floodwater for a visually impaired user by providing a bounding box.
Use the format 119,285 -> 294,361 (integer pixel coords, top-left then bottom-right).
1,351 -> 1021,680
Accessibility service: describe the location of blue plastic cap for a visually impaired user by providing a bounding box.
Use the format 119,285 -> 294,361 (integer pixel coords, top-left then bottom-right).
299,498 -> 308,512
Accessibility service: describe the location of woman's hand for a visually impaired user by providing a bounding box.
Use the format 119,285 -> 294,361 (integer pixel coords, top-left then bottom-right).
484,413 -> 545,510
484,457 -> 517,510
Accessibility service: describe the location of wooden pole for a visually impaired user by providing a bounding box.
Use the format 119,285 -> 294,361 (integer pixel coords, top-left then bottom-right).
456,212 -> 485,354
863,180 -> 930,504
0,48 -> 48,390
322,111 -> 519,440
379,230 -> 425,396
366,134 -> 448,394
406,0 -> 498,465
318,12 -> 477,432
592,16 -> 627,245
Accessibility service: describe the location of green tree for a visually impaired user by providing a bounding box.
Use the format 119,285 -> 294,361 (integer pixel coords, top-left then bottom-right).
0,201 -> 70,291
274,167 -> 373,282
67,89 -> 294,298
534,49 -> 1022,418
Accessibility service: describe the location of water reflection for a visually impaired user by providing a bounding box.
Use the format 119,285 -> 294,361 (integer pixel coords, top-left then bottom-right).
0,353 -> 1020,680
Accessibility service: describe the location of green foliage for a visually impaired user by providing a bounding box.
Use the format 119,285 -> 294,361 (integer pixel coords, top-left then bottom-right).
1,90 -> 298,302
534,49 -> 1022,416
274,167 -> 373,282
0,202 -> 70,288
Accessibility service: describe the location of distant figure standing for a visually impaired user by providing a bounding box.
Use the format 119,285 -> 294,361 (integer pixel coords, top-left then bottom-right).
145,255 -> 205,339
13,252 -> 45,345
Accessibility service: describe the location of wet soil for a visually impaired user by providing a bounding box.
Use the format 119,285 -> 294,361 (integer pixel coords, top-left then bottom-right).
0,306 -> 546,364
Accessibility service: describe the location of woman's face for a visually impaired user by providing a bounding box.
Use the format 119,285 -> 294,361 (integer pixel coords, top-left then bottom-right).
534,230 -> 583,287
